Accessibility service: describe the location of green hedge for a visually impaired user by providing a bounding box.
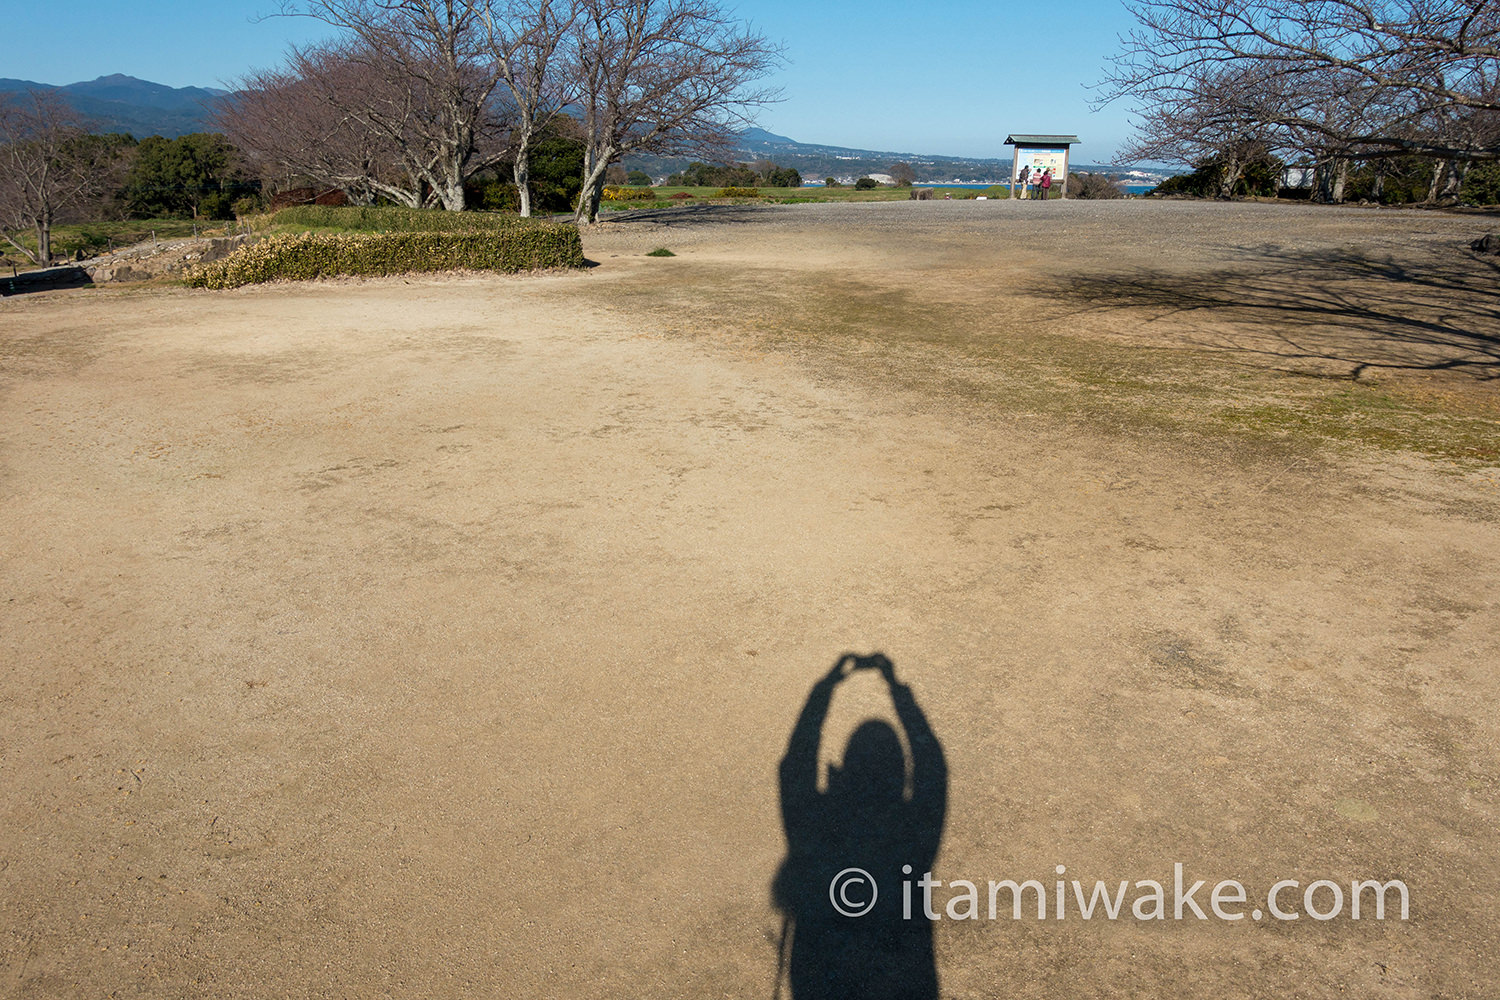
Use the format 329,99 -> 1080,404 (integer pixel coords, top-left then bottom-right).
269,204 -> 535,233
186,228 -> 585,288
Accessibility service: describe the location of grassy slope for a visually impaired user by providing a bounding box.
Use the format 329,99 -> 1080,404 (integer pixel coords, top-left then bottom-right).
1,219 -> 232,269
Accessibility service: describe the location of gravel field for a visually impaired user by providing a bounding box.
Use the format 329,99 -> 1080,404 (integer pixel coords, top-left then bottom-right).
1,199 -> 1497,999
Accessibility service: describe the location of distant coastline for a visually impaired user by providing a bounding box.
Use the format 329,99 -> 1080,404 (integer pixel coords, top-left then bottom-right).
814,181 -> 1158,194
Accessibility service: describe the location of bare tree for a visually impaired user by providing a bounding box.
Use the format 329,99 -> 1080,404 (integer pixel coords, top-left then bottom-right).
280,0 -> 512,210
1100,0 -> 1500,162
216,51 -> 425,207
1118,60 -> 1287,196
569,0 -> 781,223
0,92 -> 123,266
483,0 -> 580,216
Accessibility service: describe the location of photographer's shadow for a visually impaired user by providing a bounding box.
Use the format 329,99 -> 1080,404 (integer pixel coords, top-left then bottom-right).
773,654 -> 947,1000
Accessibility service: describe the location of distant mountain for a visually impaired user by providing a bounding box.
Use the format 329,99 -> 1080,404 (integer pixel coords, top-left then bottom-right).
0,74 -> 226,138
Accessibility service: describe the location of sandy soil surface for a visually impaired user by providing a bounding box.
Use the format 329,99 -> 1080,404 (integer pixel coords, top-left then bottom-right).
2,200 -> 1498,998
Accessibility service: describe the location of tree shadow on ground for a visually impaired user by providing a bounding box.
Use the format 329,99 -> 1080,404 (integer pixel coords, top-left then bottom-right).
1045,246 -> 1500,381
773,653 -> 946,1000
1,265 -> 92,296
594,204 -> 774,228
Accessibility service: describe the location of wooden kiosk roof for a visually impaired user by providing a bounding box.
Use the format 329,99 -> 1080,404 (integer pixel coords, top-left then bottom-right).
1005,134 -> 1080,146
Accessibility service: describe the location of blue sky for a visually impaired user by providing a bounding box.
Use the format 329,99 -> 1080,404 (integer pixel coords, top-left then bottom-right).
2,1 -> 1142,160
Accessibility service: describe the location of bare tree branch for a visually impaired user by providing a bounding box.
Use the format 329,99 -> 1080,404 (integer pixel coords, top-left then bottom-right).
1099,0 -> 1500,164
482,0 -> 581,216
569,0 -> 782,223
275,0 -> 513,210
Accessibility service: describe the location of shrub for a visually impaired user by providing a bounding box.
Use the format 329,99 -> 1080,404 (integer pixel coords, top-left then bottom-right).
185,225 -> 584,288
602,185 -> 657,201
666,162 -> 759,186
626,170 -> 653,186
1152,153 -> 1282,198
1153,169 -> 1212,197
764,166 -> 802,188
715,186 -> 761,198
645,247 -> 675,257
466,178 -> 521,212
668,192 -> 695,200
1463,162 -> 1500,205
825,177 -> 839,187
1069,173 -> 1125,199
854,177 -> 878,190
525,135 -> 586,212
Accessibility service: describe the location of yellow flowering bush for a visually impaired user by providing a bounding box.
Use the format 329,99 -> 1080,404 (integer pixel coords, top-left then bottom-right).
715,187 -> 761,198
601,186 -> 657,201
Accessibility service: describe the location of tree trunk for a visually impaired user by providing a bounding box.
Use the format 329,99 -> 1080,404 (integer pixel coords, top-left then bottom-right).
343,183 -> 375,206
513,130 -> 533,218
1440,159 -> 1468,201
1426,159 -> 1446,204
575,147 -> 613,225
369,181 -> 423,208
1372,162 -> 1386,202
435,177 -> 466,211
35,217 -> 51,265
579,171 -> 605,224
1331,158 -> 1348,203
1216,153 -> 1243,199
1313,159 -> 1333,203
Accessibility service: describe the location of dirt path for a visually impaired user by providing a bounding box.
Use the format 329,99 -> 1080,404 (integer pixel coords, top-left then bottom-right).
1,201 -> 1497,998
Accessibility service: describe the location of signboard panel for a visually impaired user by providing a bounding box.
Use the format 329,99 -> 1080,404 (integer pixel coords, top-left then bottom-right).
1012,147 -> 1067,181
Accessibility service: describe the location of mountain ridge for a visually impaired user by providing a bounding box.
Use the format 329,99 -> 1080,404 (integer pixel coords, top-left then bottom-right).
0,74 -> 228,139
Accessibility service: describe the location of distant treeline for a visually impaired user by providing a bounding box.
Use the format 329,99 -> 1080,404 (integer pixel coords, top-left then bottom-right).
1152,151 -> 1500,204
663,161 -> 803,188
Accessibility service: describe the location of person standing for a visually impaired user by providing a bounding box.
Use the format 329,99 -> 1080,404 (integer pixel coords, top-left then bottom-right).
1016,164 -> 1030,199
1040,168 -> 1053,201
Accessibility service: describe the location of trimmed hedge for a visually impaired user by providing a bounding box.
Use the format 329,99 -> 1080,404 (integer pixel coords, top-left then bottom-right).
186,228 -> 585,289
268,204 -> 534,233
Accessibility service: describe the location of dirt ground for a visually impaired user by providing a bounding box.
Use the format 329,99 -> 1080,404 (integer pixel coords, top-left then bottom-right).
2,200 -> 1498,998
